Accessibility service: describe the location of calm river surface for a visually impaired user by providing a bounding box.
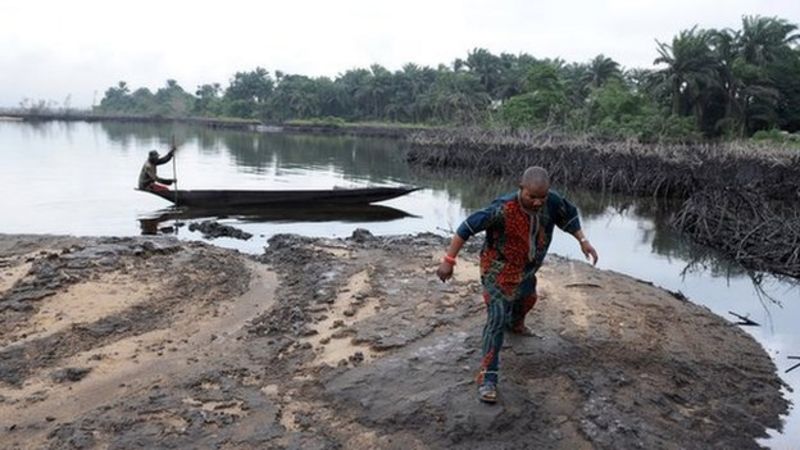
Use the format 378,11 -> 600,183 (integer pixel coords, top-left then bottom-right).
1,120 -> 798,446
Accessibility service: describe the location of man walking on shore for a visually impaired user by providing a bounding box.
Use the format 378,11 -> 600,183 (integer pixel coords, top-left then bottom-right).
437,166 -> 598,403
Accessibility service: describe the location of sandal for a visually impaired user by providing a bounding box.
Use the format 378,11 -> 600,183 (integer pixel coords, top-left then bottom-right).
478,382 -> 498,404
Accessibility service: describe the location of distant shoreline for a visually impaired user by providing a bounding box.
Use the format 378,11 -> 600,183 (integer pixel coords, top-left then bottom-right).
0,112 -> 429,139
0,111 -> 261,130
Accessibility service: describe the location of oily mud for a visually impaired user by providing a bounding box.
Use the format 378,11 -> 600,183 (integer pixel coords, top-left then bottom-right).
0,232 -> 788,449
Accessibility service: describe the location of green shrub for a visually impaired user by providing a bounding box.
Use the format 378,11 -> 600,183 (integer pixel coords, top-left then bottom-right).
752,128 -> 797,141
285,116 -> 346,128
751,129 -> 800,148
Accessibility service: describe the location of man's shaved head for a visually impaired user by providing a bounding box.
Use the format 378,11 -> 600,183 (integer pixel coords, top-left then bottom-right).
520,166 -> 550,189
518,166 -> 550,212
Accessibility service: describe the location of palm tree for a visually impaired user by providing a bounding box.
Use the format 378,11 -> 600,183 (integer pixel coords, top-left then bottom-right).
465,48 -> 501,97
367,64 -> 393,119
739,16 -> 800,66
582,54 -> 622,89
624,68 -> 658,94
562,62 -> 590,106
493,53 -> 539,101
712,17 -> 799,135
424,68 -> 490,124
654,26 -> 719,120
707,29 -> 747,135
392,63 -> 432,122
337,68 -> 373,120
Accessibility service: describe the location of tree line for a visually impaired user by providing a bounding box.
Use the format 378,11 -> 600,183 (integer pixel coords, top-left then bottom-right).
94,15 -> 799,140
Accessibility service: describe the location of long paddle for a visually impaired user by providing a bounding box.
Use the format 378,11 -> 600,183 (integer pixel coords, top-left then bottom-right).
171,135 -> 178,206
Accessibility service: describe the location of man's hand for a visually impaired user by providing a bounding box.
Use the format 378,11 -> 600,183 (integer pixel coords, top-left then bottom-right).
438,236 -> 464,282
437,261 -> 454,282
581,240 -> 598,266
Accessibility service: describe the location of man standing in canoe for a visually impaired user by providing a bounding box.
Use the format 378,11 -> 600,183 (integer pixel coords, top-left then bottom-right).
138,145 -> 177,192
437,166 -> 598,403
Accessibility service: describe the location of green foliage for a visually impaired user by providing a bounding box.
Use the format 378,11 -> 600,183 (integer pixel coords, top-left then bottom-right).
499,63 -> 569,129
581,81 -> 701,141
500,94 -> 543,129
285,116 -> 346,128
194,83 -> 223,116
92,16 -> 800,142
267,75 -> 323,121
587,82 -> 649,138
224,67 -> 274,118
633,113 -> 702,142
653,16 -> 800,137
654,26 -> 719,121
583,54 -> 623,89
153,79 -> 194,116
588,80 -> 645,125
96,80 -> 193,116
97,81 -> 133,113
751,128 -> 800,148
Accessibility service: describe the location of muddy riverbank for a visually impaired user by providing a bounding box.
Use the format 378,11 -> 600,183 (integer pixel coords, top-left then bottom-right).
0,232 -> 789,449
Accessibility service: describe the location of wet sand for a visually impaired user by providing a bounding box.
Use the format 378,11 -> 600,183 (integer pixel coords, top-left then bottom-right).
0,232 -> 789,449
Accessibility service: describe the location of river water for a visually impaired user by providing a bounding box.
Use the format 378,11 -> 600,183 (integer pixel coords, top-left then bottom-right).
1,120 -> 798,446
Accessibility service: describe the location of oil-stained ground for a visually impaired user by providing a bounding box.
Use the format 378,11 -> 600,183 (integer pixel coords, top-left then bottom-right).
0,232 -> 788,449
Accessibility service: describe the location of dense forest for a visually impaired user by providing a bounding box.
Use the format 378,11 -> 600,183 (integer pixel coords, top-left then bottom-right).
92,16 -> 800,141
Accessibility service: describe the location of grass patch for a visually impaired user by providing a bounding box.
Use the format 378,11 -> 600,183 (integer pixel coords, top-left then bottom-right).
750,129 -> 800,149
284,117 -> 436,130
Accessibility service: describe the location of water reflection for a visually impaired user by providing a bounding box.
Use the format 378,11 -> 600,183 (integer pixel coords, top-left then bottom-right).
138,204 -> 415,235
101,122 -> 410,185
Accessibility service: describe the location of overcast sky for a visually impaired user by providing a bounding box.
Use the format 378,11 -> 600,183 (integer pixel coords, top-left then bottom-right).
1,0 -> 798,108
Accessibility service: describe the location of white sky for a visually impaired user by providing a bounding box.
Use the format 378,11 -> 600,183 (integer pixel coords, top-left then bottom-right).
1,0 -> 798,108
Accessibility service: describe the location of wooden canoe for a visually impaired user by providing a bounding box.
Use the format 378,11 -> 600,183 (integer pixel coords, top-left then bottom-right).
139,186 -> 419,207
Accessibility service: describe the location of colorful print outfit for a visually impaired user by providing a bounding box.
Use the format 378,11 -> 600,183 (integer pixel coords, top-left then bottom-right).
456,190 -> 581,386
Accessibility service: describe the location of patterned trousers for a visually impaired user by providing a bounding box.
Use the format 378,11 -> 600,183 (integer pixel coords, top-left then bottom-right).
476,275 -> 538,385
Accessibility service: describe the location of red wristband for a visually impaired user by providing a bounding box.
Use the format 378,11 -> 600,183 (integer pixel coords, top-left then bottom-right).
442,255 -> 456,265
